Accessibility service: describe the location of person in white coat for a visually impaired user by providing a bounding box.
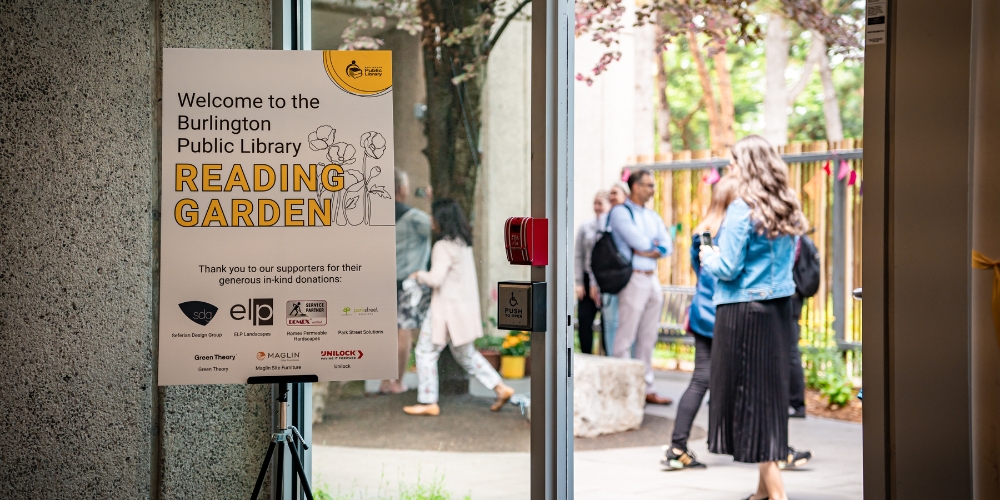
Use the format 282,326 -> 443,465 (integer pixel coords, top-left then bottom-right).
403,198 -> 515,416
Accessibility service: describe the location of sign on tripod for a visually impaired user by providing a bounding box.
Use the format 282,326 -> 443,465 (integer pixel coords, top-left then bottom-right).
158,49 -> 398,385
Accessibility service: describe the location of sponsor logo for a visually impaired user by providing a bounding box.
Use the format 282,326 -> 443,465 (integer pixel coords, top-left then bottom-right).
179,301 -> 218,326
230,299 -> 274,326
257,351 -> 301,362
194,354 -> 237,361
320,350 -> 364,360
341,306 -> 378,316
287,300 -> 327,326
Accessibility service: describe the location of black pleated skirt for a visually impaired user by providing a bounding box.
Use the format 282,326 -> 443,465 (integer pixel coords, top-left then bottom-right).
708,296 -> 792,463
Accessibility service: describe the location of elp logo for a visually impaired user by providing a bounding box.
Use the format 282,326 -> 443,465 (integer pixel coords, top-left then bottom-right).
179,301 -> 218,326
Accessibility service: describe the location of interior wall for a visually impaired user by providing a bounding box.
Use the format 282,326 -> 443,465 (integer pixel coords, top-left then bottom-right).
877,0 -> 975,497
0,1 -> 275,497
0,2 -> 156,497
157,2 -> 274,498
972,1 -> 1000,497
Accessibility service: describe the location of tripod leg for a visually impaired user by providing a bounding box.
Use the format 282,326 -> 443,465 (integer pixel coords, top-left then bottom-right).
287,442 -> 314,500
250,441 -> 277,500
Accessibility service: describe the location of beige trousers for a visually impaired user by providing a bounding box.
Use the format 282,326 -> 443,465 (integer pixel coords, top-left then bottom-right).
612,272 -> 664,394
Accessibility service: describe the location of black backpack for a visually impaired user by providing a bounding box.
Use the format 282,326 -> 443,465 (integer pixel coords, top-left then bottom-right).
590,205 -> 634,294
793,234 -> 821,298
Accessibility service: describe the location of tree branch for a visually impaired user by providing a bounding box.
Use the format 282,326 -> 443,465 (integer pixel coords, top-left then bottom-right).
786,31 -> 824,105
483,0 -> 531,55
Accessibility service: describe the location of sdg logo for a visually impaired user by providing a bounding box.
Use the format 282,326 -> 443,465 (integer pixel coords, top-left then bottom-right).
230,299 -> 274,326
178,301 -> 218,326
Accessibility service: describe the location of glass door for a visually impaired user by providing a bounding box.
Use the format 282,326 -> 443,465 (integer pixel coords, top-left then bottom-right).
300,0 -> 574,498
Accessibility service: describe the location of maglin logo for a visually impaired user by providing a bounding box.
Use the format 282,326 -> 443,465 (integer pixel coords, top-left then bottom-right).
256,351 -> 266,361
179,301 -> 218,326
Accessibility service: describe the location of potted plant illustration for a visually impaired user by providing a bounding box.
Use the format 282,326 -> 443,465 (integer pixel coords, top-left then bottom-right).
499,331 -> 530,379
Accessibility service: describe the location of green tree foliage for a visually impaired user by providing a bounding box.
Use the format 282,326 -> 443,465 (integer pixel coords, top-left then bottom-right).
661,26 -> 862,151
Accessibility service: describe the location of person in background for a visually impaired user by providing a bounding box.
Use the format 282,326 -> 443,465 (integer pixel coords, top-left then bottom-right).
608,170 -> 673,405
382,170 -> 431,394
403,199 -> 515,416
661,175 -> 739,469
700,135 -> 809,500
661,175 -> 813,472
574,191 -> 610,354
600,182 -> 629,354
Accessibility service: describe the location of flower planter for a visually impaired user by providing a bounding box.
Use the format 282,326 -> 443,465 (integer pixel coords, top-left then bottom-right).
479,350 -> 501,371
500,355 -> 527,379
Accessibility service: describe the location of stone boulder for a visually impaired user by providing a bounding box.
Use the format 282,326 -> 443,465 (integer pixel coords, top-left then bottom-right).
573,354 -> 646,438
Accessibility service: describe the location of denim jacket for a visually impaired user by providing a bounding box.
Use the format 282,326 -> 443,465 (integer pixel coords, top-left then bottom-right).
688,233 -> 717,338
701,198 -> 796,305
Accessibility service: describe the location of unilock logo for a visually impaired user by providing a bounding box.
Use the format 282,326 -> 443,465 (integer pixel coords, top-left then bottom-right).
179,301 -> 218,326
194,354 -> 237,361
320,350 -> 363,360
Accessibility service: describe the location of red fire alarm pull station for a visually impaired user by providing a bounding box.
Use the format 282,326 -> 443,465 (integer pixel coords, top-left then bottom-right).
504,217 -> 548,266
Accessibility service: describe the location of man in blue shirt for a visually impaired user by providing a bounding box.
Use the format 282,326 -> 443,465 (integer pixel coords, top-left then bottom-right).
608,170 -> 673,405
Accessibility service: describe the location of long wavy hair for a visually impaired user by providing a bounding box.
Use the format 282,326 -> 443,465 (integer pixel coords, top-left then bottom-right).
694,174 -> 740,237
729,135 -> 808,238
432,198 -> 473,246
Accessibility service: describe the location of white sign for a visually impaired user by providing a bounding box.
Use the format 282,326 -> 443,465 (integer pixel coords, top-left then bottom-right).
866,1 -> 887,45
159,49 -> 397,385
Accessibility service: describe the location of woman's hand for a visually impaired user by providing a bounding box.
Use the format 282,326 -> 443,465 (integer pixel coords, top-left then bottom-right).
575,285 -> 585,301
698,244 -> 720,263
589,285 -> 601,307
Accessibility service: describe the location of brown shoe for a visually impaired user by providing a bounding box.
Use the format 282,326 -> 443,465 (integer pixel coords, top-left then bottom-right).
403,403 -> 440,416
491,384 -> 515,411
645,393 -> 673,405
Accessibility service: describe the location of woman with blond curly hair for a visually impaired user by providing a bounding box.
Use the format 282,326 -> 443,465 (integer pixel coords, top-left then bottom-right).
698,135 -> 808,500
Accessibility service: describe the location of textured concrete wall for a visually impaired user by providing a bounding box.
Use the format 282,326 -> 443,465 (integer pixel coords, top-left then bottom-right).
0,2 -> 156,498
0,1 -> 272,498
157,1 -> 273,498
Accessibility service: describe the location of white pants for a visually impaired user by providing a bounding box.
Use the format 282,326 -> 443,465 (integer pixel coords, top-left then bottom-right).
613,272 -> 664,394
415,315 -> 502,404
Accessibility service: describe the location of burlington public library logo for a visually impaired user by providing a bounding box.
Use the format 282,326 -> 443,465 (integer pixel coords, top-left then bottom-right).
179,301 -> 218,326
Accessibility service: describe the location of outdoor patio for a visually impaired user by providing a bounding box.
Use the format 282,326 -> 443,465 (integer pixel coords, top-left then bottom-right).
311,370 -> 862,499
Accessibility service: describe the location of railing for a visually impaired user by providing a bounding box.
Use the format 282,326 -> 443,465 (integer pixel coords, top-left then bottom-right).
628,139 -> 864,379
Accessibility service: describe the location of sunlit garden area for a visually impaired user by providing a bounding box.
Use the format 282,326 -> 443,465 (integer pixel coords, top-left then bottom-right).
308,0 -> 867,497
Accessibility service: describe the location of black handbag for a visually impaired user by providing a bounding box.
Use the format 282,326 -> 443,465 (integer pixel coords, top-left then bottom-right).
590,205 -> 634,294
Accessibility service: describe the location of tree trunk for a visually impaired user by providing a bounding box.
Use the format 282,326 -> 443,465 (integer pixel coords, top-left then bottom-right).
813,31 -> 844,142
655,41 -> 672,154
419,0 -> 484,223
712,44 -> 735,152
763,14 -> 790,146
634,24 -> 656,162
688,32 -> 722,152
787,32 -> 822,106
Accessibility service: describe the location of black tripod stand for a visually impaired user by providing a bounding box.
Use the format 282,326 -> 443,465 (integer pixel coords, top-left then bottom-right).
250,385 -> 314,500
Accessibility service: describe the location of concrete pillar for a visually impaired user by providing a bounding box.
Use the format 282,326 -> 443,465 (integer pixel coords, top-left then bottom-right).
0,1 -> 273,497
157,1 -> 273,498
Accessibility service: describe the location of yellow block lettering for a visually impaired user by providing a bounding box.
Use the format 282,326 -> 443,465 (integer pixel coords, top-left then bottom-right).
203,164 -> 222,192
175,199 -> 198,226
201,199 -> 228,226
259,199 -> 279,226
232,199 -> 254,227
284,198 -> 304,227
225,164 -> 251,192
176,164 -> 197,191
254,164 -> 275,191
307,198 -> 332,226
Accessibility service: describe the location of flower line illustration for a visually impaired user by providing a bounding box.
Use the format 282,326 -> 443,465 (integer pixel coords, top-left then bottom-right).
309,125 -> 391,226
